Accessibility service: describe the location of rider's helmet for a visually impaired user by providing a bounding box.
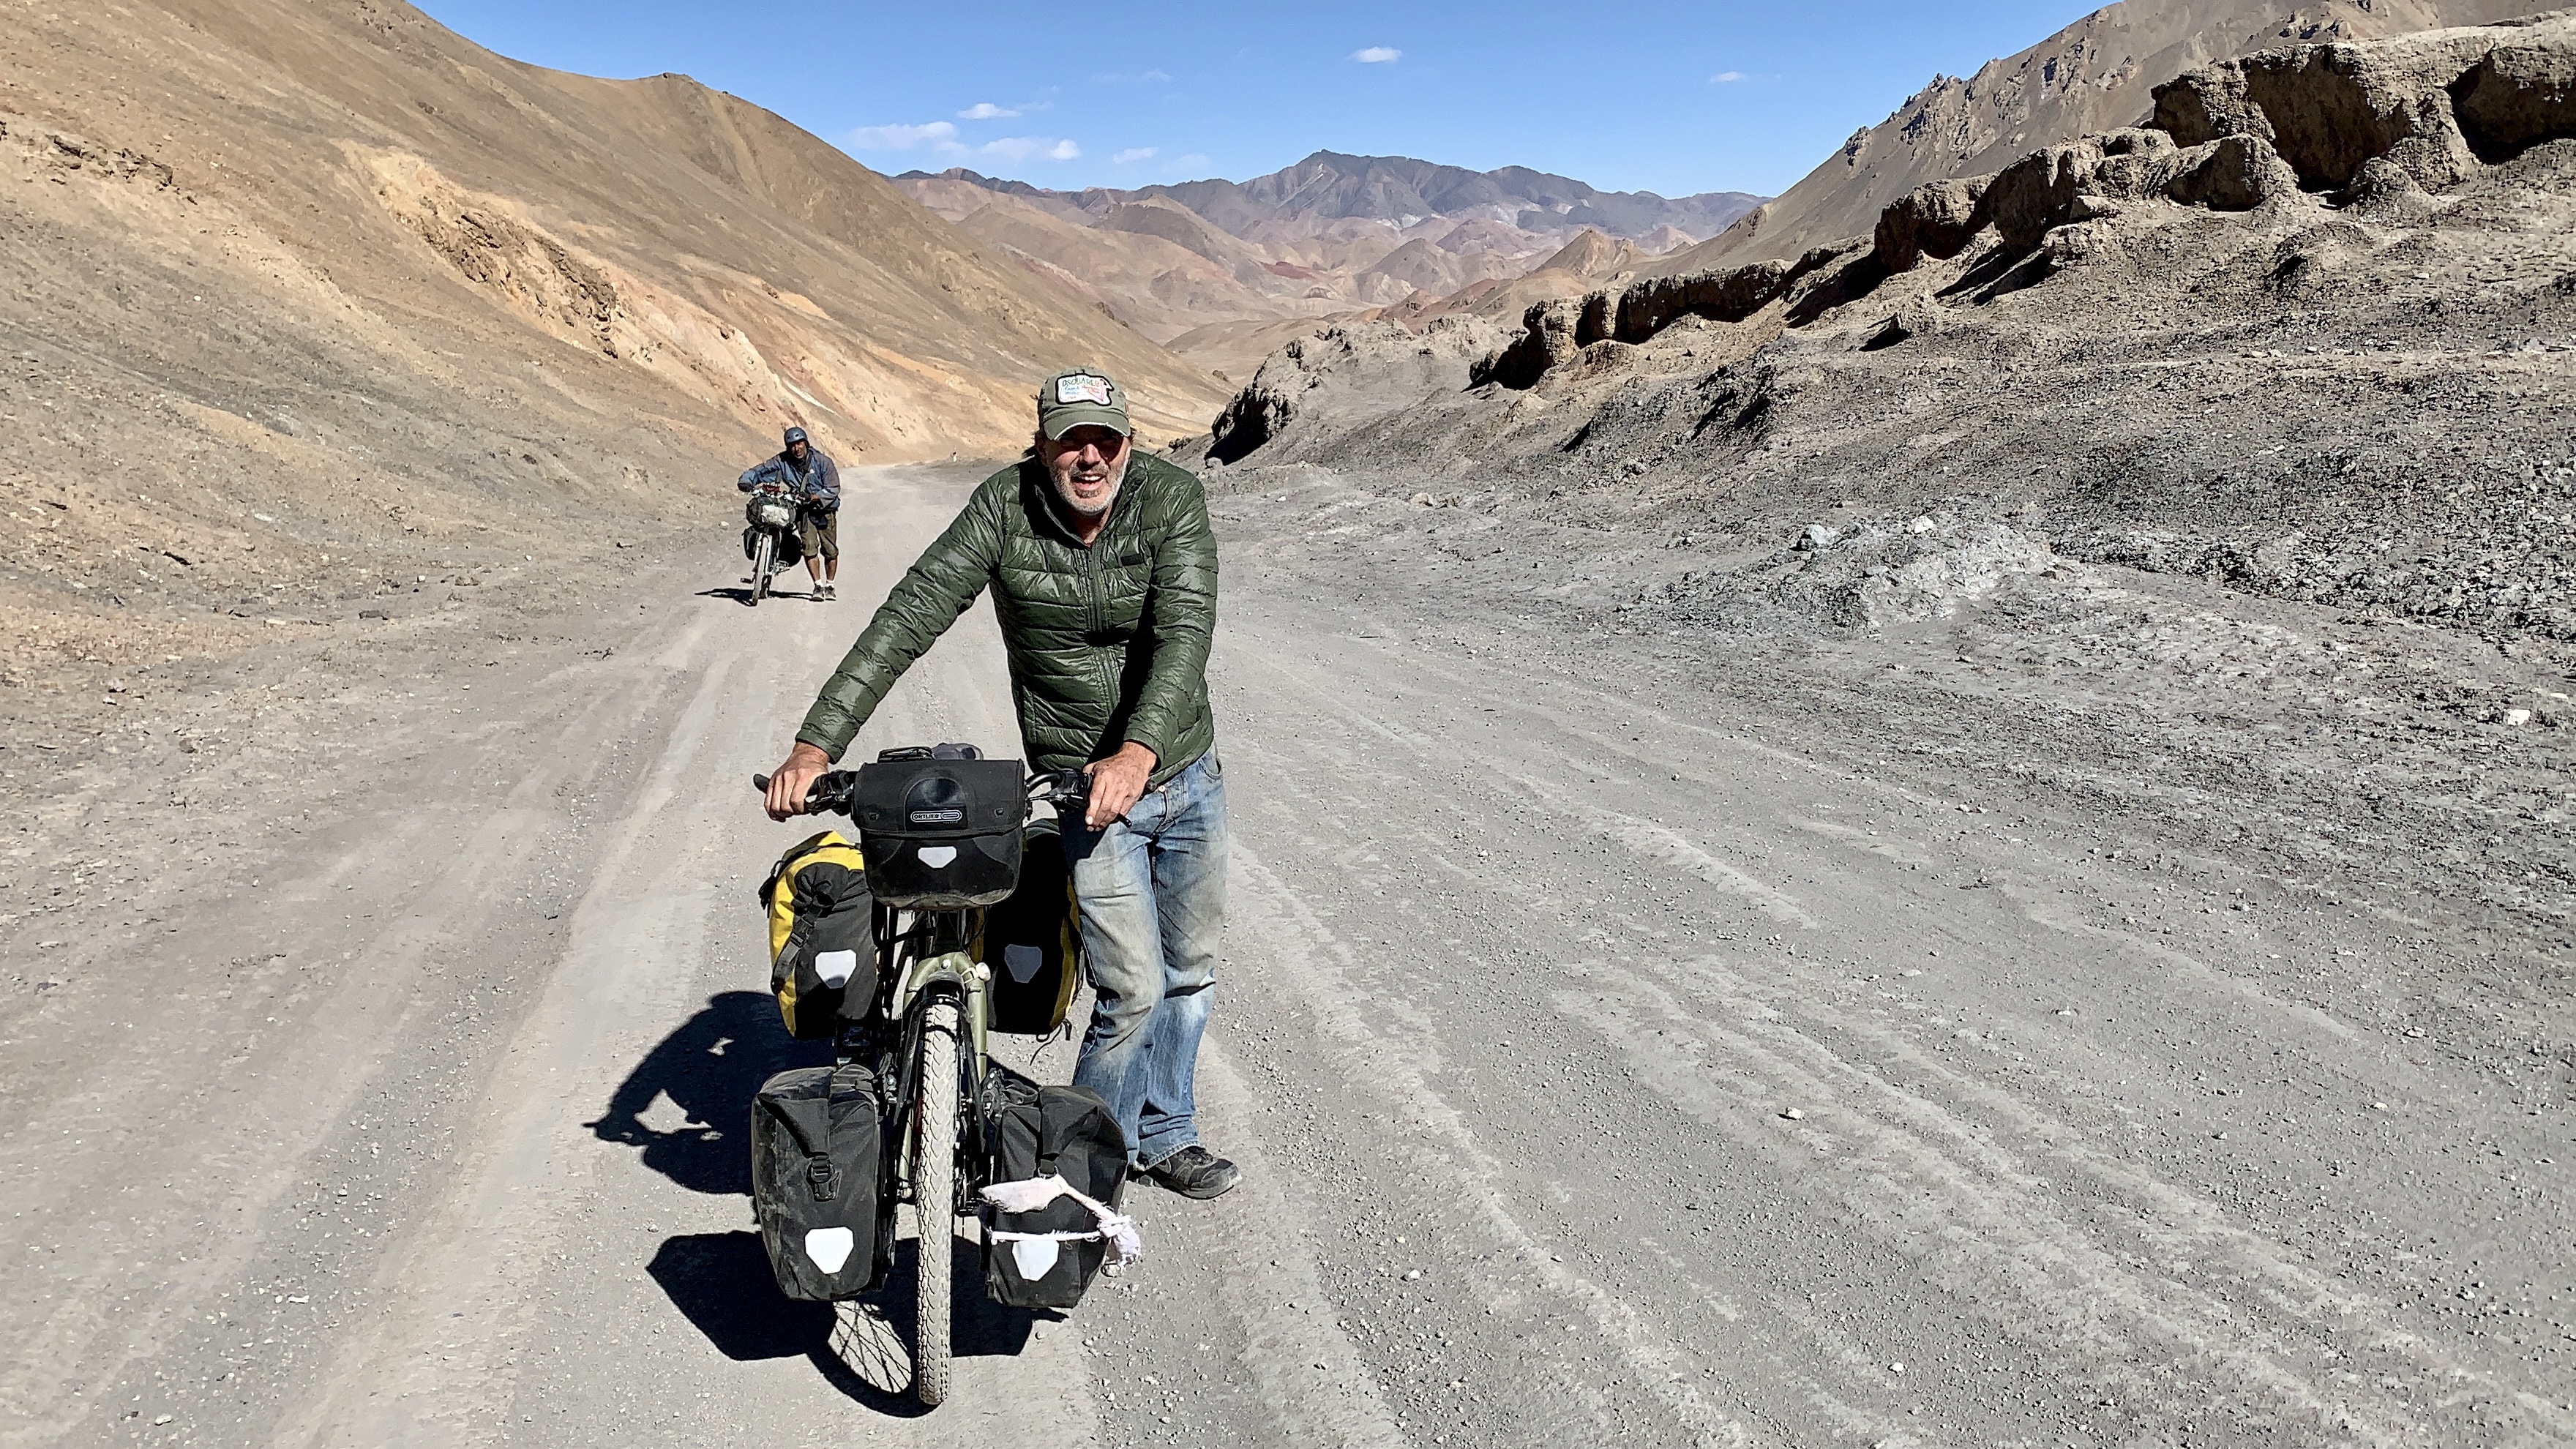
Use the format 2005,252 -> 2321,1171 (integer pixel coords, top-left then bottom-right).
782,426 -> 809,449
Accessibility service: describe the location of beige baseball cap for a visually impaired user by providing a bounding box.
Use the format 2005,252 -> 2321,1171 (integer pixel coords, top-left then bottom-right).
1037,368 -> 1131,439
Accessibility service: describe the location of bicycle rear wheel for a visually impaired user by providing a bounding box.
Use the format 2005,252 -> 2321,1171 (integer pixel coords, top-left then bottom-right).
912,999 -> 959,1407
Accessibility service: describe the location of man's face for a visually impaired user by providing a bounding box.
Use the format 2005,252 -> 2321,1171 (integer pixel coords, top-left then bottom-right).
786,440 -> 809,465
1041,425 -> 1130,518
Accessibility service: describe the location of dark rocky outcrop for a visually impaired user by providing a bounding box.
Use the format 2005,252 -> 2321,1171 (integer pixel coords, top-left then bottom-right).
1872,177 -> 1991,274
2451,35 -> 2576,160
2153,15 -> 2576,192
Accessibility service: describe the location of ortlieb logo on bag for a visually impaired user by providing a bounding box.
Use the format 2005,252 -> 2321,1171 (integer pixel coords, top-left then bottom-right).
749,1063 -> 886,1301
976,815 -> 1079,1036
855,757 -> 1025,908
760,831 -> 875,1040
981,1071 -> 1130,1310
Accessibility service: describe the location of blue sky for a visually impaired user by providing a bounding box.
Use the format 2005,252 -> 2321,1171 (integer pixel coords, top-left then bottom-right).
412,1 -> 2103,198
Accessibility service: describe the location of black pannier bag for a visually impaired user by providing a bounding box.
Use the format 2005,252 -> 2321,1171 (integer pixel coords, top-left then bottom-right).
759,831 -> 875,1040
749,1063 -> 886,1300
981,1068 -> 1129,1309
853,753 -> 1025,908
977,814 -> 1080,1036
742,523 -> 803,569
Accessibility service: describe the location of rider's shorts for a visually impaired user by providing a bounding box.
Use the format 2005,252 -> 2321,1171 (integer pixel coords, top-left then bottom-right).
799,509 -> 839,563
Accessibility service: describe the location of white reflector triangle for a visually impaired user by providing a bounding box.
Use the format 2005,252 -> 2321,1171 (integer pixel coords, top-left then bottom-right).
918,845 -> 958,868
813,949 -> 858,988
804,1226 -> 855,1274
1011,1236 -> 1060,1280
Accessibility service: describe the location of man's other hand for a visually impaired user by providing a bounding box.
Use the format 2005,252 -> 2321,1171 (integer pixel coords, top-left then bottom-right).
1082,741 -> 1158,828
765,741 -> 833,821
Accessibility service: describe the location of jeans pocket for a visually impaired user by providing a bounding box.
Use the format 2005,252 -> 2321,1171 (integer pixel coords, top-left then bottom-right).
1203,749 -> 1223,782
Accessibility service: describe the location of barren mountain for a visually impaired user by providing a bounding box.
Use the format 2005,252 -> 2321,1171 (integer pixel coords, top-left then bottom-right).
915,152 -> 1763,246
0,0 -> 1223,691
898,154 -> 1758,359
1655,0 -> 2537,273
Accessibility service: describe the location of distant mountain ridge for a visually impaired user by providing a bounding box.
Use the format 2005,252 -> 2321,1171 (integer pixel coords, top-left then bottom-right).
894,151 -> 1763,373
899,151 -> 1763,244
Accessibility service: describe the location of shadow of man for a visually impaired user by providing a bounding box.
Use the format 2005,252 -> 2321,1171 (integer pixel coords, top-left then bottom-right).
587,990 -> 831,1195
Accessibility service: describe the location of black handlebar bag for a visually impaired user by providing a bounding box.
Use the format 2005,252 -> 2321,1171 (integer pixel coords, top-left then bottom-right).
853,757 -> 1026,908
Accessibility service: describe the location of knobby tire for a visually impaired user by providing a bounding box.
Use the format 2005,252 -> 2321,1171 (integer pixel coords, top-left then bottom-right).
913,1000 -> 959,1407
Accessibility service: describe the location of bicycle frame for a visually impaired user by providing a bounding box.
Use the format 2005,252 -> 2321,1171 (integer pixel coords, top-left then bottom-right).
860,908 -> 994,1210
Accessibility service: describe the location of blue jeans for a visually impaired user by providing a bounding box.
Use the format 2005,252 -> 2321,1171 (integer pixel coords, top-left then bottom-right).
1060,750 -> 1227,1169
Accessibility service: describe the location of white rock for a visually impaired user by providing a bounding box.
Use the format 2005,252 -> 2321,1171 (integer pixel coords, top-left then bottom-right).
1781,1108 -> 1804,1120
2501,708 -> 2534,727
1906,516 -> 1937,535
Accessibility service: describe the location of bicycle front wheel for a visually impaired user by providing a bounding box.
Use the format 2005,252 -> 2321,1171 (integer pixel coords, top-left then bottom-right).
750,533 -> 774,605
912,999 -> 959,1407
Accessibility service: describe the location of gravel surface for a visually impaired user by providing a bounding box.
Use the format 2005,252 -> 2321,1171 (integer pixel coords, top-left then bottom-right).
4,463 -> 2572,1447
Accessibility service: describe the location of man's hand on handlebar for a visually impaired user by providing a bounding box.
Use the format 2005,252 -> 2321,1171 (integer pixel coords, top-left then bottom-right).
764,741 -> 832,821
1082,741 -> 1157,829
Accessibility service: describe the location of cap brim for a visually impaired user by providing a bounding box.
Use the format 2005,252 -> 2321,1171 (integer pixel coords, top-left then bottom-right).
1039,404 -> 1131,441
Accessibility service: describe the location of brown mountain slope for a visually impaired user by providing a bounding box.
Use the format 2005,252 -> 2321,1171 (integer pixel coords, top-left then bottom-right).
951,195 -> 1341,342
0,0 -> 1223,685
1655,0 -> 2534,273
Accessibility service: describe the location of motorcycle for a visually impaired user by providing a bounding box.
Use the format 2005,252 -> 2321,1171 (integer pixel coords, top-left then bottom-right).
741,477 -> 804,607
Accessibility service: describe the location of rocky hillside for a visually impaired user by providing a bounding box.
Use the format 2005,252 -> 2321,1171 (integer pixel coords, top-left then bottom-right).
898,154 -> 1760,363
1200,15 -> 2576,655
0,0 -> 1224,691
1660,0 -> 2538,274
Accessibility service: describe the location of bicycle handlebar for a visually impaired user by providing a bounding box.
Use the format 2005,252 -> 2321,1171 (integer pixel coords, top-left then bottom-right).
752,765 -> 1090,817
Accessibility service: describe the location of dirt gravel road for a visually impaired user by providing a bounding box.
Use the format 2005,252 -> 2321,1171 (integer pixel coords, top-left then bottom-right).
5,464 -> 2569,1448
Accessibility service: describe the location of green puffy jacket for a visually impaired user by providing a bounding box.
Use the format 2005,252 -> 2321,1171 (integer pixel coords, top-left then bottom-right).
796,453 -> 1218,787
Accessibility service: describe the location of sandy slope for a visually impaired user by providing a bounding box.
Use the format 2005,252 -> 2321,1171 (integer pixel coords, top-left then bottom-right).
0,0 -> 1224,718
2,465 -> 2569,1446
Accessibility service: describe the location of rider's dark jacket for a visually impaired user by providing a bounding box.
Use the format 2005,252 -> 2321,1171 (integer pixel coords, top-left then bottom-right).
739,448 -> 842,511
796,453 -> 1217,787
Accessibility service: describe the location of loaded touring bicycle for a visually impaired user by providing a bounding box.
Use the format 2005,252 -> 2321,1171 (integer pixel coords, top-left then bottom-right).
749,744 -> 1134,1406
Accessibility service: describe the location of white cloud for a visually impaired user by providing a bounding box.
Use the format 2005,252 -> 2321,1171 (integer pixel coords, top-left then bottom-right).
1710,70 -> 1746,83
958,102 -> 1019,119
1114,146 -> 1158,164
1352,46 -> 1401,64
974,135 -> 1082,162
846,120 -> 958,151
1142,69 -> 1172,82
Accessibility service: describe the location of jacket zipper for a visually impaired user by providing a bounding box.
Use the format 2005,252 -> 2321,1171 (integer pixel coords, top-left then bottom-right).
1085,517 -> 1114,701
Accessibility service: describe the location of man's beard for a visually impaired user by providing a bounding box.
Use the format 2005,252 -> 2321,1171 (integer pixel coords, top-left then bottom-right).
1051,461 -> 1123,517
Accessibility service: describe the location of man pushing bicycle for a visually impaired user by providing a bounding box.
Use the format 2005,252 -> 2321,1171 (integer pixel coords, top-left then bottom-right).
762,368 -> 1239,1200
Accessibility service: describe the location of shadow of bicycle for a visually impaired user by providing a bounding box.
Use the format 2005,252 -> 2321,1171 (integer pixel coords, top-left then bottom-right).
647,1228 -> 1051,1414
614,993 -> 1054,1412
696,583 -> 818,607
587,992 -> 828,1195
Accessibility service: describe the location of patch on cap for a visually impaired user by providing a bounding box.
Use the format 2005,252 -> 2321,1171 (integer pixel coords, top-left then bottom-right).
1054,374 -> 1114,406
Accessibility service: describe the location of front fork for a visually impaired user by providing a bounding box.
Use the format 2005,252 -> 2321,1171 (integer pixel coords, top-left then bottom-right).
891,948 -> 991,1210
891,948 -> 992,1066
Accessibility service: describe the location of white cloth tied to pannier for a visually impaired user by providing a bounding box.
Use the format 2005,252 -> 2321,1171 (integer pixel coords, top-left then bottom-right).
981,1173 -> 1141,1281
